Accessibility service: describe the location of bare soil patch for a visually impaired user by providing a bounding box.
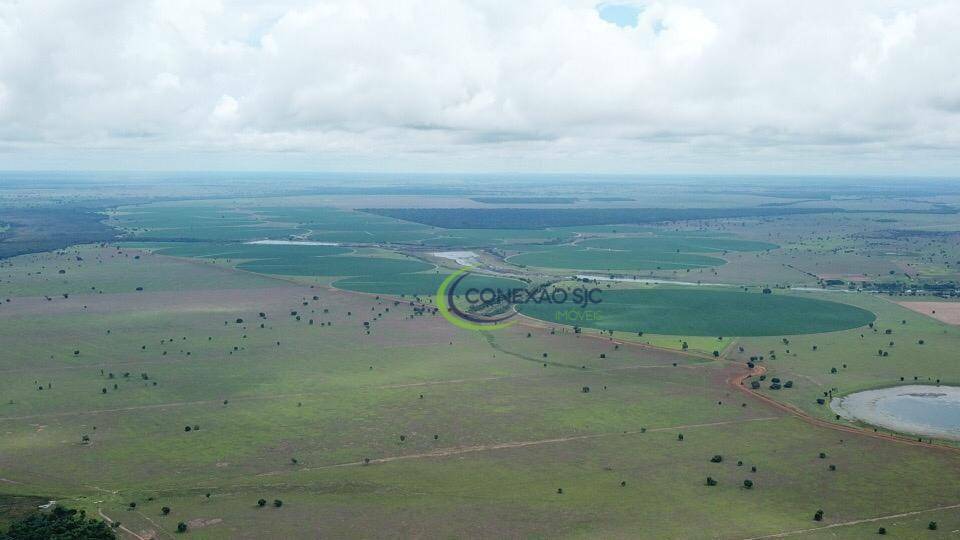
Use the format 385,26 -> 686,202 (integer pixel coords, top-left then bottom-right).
898,301 -> 960,325
188,517 -> 224,529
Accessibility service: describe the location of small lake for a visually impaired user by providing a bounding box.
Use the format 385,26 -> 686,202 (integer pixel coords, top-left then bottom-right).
831,385 -> 960,441
245,240 -> 340,246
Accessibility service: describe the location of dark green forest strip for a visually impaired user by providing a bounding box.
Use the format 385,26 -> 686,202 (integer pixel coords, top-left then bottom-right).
0,208 -> 116,259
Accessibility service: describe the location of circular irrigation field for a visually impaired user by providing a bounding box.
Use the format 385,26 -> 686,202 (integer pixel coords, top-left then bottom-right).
518,288 -> 875,336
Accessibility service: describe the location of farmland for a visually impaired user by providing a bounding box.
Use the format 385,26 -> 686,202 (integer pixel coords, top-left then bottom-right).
507,234 -> 777,271
2,176 -> 960,539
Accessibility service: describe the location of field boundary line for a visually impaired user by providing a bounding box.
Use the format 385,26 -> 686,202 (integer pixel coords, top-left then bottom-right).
741,502 -> 960,539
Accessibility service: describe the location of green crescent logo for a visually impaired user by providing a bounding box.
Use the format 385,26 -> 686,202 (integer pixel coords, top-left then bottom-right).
436,266 -> 517,331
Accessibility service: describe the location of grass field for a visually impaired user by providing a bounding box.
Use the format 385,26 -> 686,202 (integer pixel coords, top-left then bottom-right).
4,182 -> 960,538
1,241 -> 958,539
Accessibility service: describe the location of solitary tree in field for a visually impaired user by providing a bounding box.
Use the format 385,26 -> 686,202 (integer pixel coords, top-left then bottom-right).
257,499 -> 267,507
161,507 -> 170,515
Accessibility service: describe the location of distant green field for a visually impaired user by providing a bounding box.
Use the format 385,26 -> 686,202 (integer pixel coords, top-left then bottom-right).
151,240 -> 524,296
113,203 -> 584,249
470,197 -> 577,204
154,242 -> 350,259
238,254 -> 432,277
144,241 -> 436,284
335,271 -> 523,296
519,288 -> 875,336
113,204 -> 435,244
422,228 -> 574,247
508,235 -> 777,271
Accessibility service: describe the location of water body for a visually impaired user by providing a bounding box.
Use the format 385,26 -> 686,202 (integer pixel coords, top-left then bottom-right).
432,251 -> 480,266
832,385 -> 960,441
245,240 -> 340,246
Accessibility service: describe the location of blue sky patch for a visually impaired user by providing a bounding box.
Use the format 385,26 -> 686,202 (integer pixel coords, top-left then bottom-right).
597,2 -> 643,28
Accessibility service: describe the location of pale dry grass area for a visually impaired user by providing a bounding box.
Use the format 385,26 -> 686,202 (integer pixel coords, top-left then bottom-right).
898,301 -> 960,325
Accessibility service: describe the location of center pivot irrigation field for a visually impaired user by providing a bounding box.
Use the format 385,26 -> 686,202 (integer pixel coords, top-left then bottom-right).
519,288 -> 876,336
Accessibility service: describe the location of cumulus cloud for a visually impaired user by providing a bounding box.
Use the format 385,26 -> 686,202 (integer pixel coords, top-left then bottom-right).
0,0 -> 958,173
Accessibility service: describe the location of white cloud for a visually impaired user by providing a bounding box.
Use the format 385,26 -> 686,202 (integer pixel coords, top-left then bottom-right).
0,0 -> 958,173
211,94 -> 240,122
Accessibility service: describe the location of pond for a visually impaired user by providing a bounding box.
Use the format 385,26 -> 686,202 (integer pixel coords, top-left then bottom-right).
831,385 -> 960,441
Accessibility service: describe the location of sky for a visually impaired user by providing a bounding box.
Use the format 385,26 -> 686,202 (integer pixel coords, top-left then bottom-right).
0,0 -> 958,175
